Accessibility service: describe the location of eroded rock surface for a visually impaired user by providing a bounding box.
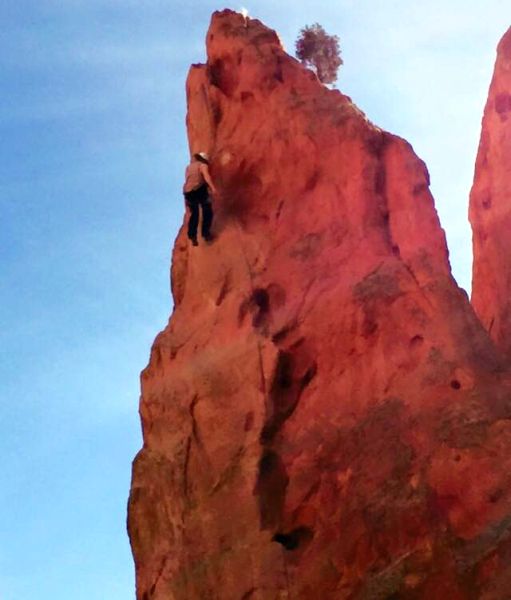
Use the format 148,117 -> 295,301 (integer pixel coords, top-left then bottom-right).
470,27 -> 511,357
129,12 -> 511,599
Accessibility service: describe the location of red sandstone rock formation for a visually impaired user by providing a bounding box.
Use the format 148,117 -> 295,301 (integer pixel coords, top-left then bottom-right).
129,11 -> 511,599
470,27 -> 511,357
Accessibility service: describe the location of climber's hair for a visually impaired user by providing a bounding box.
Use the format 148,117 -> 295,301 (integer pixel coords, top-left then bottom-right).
194,152 -> 209,164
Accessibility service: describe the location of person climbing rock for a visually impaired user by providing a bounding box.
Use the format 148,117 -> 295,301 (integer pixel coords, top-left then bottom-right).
183,152 -> 218,246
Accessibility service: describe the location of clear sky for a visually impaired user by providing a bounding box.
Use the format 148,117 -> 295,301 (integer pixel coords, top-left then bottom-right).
1,1 -> 508,598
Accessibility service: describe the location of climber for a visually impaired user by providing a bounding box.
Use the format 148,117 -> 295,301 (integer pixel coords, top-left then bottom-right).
183,152 -> 218,246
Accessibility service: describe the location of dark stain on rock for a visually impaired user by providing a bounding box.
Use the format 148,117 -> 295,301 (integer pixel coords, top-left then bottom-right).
289,232 -> 322,261
495,92 -> 511,118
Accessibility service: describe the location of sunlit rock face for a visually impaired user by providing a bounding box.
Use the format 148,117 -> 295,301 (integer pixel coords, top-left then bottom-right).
128,12 -> 511,600
470,27 -> 511,358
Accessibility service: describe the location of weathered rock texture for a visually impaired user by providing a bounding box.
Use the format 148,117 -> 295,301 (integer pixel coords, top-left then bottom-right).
129,11 -> 511,600
470,27 -> 511,357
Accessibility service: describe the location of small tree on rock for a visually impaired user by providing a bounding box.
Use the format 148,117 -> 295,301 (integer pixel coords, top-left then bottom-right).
295,23 -> 343,85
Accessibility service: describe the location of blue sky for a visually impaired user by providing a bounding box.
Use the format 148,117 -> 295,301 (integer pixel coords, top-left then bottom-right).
0,1 -> 508,598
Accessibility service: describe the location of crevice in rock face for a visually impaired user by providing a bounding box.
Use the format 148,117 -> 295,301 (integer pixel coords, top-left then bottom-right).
208,57 -> 239,96
368,133 -> 392,247
254,450 -> 289,529
255,338 -> 317,533
211,101 -> 223,125
216,273 -> 231,306
275,199 -> 284,220
271,320 -> 298,344
210,446 -> 245,495
189,394 -> 202,445
183,436 -> 192,501
260,348 -> 317,443
147,556 -> 169,600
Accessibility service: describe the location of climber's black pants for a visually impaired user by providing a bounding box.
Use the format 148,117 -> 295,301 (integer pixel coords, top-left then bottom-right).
184,184 -> 213,240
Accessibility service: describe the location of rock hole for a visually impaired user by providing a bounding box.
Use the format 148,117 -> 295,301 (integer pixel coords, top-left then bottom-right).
238,288 -> 271,329
241,91 -> 254,102
251,288 -> 270,328
410,335 -> 424,348
272,526 -> 313,550
252,288 -> 270,312
391,245 -> 400,257
450,380 -> 461,390
489,489 -> 503,503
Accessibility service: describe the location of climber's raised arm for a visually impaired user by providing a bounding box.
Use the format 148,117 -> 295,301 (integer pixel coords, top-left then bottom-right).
199,161 -> 217,195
